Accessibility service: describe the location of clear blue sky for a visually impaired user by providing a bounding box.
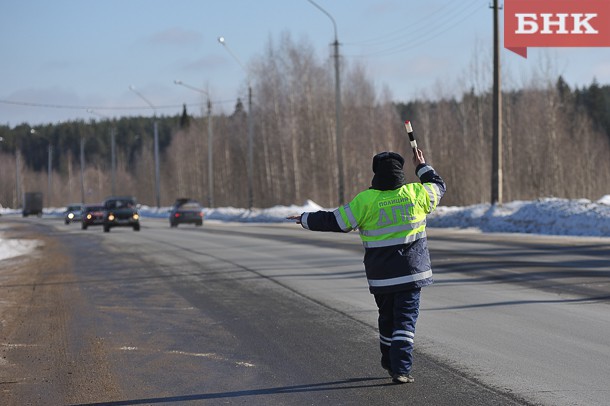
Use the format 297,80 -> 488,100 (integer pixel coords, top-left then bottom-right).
1,0 -> 609,127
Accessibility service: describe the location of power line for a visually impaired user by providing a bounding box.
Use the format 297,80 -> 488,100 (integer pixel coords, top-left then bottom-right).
348,2 -> 483,57
344,0 -> 477,47
345,0 -> 484,58
0,97 -> 238,112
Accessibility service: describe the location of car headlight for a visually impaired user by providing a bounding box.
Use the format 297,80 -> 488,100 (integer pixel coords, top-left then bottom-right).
68,213 -> 74,219
133,213 -> 139,220
87,214 -> 92,220
108,213 -> 115,221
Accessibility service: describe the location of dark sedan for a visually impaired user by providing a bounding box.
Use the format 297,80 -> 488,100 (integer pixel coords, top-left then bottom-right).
103,196 -> 140,232
81,204 -> 105,230
169,199 -> 204,227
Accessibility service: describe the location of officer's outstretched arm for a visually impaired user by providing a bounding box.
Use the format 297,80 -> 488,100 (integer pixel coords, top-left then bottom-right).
287,211 -> 346,232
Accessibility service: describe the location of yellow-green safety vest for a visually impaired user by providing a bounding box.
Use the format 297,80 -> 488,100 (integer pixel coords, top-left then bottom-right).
333,182 -> 441,248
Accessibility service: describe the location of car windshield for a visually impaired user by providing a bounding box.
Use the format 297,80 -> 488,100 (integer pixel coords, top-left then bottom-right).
178,202 -> 201,210
67,205 -> 81,211
108,200 -> 134,209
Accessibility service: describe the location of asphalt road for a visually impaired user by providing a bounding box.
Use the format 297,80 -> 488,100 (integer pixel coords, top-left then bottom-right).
1,217 -> 609,405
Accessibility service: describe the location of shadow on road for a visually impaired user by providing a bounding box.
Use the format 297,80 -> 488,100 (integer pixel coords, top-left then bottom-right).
425,294 -> 610,311
69,377 -> 391,406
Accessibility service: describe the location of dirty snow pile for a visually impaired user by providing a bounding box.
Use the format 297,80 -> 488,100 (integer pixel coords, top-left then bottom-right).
0,233 -> 40,261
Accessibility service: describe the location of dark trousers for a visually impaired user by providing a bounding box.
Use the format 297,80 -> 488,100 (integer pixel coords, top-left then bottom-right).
374,288 -> 421,375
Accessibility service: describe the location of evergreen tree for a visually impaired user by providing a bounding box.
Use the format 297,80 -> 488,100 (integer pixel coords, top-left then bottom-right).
180,104 -> 190,129
233,98 -> 245,116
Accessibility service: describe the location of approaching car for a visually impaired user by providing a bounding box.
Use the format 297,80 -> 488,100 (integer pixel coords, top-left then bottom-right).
102,196 -> 140,232
169,198 -> 204,227
64,203 -> 83,224
81,204 -> 105,230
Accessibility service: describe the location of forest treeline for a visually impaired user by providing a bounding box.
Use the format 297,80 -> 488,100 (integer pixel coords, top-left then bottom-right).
1,35 -> 609,209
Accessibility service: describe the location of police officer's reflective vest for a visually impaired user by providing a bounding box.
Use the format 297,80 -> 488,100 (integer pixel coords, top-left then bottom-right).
333,178 -> 441,247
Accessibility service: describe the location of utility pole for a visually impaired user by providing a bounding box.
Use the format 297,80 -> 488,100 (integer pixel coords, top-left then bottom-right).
307,0 -> 344,205
110,127 -> 117,196
333,36 -> 344,205
153,120 -> 160,207
217,37 -> 254,209
247,85 -> 253,209
207,99 -> 214,208
491,0 -> 503,205
87,109 -> 117,196
48,143 -> 53,205
129,85 -> 161,208
174,80 -> 215,207
80,135 -> 86,203
15,148 -> 21,209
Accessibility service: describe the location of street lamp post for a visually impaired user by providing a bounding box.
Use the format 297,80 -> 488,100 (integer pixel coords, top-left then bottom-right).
218,36 -> 254,210
174,80 -> 215,208
88,109 -> 117,196
48,142 -> 53,204
28,128 -> 54,206
129,85 -> 161,208
307,0 -> 344,205
15,147 -> 21,209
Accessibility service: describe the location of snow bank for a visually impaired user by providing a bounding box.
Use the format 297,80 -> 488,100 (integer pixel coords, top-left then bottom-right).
428,197 -> 610,237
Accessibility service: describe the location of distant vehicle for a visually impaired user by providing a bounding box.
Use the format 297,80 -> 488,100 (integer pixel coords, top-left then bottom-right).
81,204 -> 105,230
102,196 -> 140,232
22,192 -> 43,217
64,203 -> 83,224
169,198 -> 204,227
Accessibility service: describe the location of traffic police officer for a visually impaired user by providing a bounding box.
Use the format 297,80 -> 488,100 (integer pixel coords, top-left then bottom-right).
288,148 -> 446,384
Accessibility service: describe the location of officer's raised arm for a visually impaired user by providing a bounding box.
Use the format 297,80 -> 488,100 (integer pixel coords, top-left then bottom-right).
411,148 -> 446,214
412,148 -> 426,167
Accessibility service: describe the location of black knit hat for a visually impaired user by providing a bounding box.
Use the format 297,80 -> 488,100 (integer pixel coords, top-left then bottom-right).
372,151 -> 405,173
371,151 -> 406,190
